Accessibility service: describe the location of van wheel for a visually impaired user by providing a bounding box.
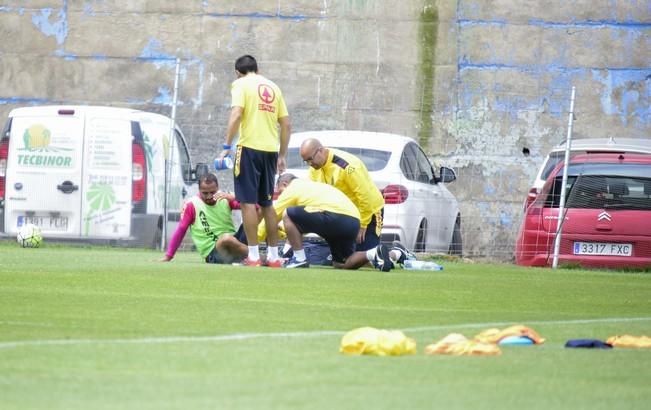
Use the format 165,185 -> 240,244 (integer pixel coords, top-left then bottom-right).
448,215 -> 462,256
155,230 -> 164,249
414,220 -> 427,252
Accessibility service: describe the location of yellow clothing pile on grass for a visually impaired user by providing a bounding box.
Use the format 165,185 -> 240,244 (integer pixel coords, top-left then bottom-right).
340,327 -> 416,356
425,325 -> 544,356
606,335 -> 651,348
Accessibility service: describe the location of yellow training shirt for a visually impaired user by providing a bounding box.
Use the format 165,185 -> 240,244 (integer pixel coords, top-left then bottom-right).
308,148 -> 384,228
273,179 -> 360,222
231,73 -> 288,152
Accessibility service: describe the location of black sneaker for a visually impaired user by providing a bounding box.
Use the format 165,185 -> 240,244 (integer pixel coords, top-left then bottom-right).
391,241 -> 416,265
284,257 -> 310,269
374,244 -> 394,272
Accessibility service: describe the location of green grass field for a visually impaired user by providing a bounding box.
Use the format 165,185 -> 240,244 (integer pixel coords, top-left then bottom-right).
1,242 -> 650,409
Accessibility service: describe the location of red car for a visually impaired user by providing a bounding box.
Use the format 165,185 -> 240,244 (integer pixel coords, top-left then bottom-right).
515,153 -> 651,269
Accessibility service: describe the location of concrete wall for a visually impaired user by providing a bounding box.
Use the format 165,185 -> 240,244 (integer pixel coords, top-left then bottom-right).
454,0 -> 651,258
1,0 -> 649,258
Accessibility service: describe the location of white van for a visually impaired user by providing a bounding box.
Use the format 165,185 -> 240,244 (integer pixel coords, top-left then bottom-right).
0,105 -> 206,247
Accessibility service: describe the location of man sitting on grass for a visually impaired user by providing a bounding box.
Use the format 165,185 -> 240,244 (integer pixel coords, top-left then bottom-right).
161,173 -> 247,264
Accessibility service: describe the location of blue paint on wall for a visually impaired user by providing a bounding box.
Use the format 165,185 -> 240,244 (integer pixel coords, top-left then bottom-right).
458,19 -> 507,27
476,201 -> 498,226
458,64 -> 579,117
139,38 -> 177,69
499,211 -> 512,227
591,69 -> 651,126
0,97 -> 49,105
151,86 -> 173,106
83,4 -> 95,16
528,19 -> 651,29
30,3 -> 68,45
459,62 -> 650,124
54,49 -> 78,60
205,12 -> 312,21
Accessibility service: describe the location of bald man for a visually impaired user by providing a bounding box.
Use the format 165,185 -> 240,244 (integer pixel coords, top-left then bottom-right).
300,138 -> 385,252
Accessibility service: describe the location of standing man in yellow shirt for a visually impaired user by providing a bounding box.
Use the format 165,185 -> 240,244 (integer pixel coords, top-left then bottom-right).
300,138 -> 385,252
217,55 -> 291,267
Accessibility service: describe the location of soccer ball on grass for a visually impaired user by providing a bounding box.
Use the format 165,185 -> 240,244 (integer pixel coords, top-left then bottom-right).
17,223 -> 43,248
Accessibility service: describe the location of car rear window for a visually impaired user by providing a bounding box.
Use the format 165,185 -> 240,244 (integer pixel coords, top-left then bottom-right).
540,152 -> 566,181
543,164 -> 651,210
286,147 -> 390,171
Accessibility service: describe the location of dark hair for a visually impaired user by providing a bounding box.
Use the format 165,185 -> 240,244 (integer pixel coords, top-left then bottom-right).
235,55 -> 258,74
277,173 -> 297,186
199,172 -> 219,187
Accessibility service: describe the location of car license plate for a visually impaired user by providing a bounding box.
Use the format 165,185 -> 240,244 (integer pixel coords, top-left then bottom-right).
18,215 -> 69,231
573,242 -> 632,257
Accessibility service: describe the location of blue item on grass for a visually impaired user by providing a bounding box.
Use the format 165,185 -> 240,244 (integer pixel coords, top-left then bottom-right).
498,335 -> 535,345
564,339 -> 613,349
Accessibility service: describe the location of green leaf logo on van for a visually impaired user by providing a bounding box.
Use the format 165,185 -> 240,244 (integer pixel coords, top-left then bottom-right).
83,183 -> 117,235
17,124 -> 74,168
86,183 -> 116,211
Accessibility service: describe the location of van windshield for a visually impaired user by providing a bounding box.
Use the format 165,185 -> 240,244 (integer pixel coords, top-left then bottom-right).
543,164 -> 651,210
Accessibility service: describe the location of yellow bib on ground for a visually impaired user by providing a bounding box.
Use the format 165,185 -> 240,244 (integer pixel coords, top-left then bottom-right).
424,333 -> 502,356
340,327 -> 416,356
606,335 -> 651,348
474,325 -> 545,344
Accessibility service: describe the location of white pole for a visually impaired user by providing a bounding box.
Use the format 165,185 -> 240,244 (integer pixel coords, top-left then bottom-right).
552,86 -> 576,269
161,57 -> 181,251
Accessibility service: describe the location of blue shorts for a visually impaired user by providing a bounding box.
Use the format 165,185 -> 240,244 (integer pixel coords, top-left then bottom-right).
233,223 -> 247,244
205,226 -> 247,263
356,208 -> 384,251
205,246 -> 226,264
233,145 -> 278,207
286,206 -> 360,263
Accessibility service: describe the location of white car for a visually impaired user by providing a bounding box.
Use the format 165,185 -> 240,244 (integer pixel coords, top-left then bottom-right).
285,130 -> 461,254
524,137 -> 651,210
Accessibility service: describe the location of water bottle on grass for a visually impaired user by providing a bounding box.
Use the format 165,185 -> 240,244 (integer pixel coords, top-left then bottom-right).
403,260 -> 443,271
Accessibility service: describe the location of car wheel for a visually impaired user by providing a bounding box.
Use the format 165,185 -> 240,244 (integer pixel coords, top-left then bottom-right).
415,219 -> 427,252
448,215 -> 462,256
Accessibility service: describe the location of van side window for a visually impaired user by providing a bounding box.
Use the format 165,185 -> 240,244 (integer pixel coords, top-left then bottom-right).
175,130 -> 192,184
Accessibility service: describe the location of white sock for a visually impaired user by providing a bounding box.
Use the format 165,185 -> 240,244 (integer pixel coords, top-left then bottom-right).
267,246 -> 279,261
282,243 -> 292,254
365,248 -> 377,262
294,249 -> 306,262
389,250 -> 400,262
248,246 -> 260,261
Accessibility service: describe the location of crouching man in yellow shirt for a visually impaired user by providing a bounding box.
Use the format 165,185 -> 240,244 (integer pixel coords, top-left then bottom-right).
270,173 -> 394,270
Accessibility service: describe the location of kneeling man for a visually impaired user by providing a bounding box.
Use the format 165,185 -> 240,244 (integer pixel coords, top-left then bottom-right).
271,173 -> 393,271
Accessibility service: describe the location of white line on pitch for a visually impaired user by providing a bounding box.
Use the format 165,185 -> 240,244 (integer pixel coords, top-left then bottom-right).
0,316 -> 649,350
